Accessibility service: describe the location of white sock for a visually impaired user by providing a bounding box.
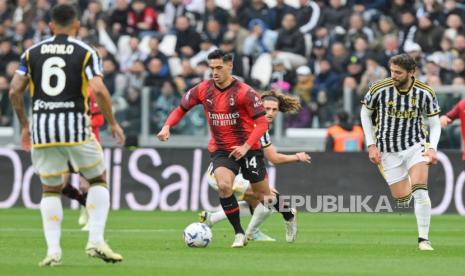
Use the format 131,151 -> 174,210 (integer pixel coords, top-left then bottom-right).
40,195 -> 63,256
210,201 -> 252,225
87,185 -> 110,245
245,203 -> 273,236
413,189 -> 431,240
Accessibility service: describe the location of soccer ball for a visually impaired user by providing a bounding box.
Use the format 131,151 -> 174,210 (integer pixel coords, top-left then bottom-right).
183,222 -> 212,248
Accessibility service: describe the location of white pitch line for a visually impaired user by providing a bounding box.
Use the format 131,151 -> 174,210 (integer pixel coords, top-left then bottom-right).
0,228 -> 179,233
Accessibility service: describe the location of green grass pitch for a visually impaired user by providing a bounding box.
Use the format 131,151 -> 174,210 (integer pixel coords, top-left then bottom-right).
1,209 -> 465,275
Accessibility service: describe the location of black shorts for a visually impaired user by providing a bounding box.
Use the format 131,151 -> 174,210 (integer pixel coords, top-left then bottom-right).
210,150 -> 267,183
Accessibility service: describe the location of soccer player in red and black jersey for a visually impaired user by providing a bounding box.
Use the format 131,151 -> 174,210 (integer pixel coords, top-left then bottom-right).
158,50 -> 296,247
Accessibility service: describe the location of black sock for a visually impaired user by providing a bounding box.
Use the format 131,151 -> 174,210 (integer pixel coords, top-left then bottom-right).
220,195 -> 244,234
273,193 -> 294,221
62,183 -> 86,206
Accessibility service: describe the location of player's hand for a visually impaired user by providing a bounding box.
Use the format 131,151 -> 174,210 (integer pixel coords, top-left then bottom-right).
110,123 -> 125,145
21,126 -> 31,152
368,145 -> 381,165
439,115 -> 451,128
423,148 -> 438,165
157,125 -> 171,141
296,152 -> 311,163
229,143 -> 251,161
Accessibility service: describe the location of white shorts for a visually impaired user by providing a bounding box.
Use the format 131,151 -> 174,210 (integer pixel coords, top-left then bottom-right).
31,137 -> 105,186
380,142 -> 429,185
206,163 -> 250,200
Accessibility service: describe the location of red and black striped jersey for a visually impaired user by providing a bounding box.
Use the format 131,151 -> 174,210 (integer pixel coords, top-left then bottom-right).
181,79 -> 266,152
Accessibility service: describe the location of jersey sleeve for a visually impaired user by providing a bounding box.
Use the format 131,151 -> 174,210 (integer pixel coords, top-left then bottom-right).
180,84 -> 202,111
84,49 -> 104,80
260,131 -> 272,148
424,91 -> 441,117
361,89 -> 380,110
243,88 -> 265,119
16,51 -> 29,77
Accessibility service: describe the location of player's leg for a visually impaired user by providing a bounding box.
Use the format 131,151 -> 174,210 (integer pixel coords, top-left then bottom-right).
68,138 -> 122,262
201,171 -> 253,226
61,172 -> 87,207
77,176 -> 90,229
407,145 -> 433,250
31,146 -> 67,267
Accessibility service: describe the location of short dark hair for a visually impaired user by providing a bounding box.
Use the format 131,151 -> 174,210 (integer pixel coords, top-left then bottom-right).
389,53 -> 417,72
51,4 -> 78,27
207,49 -> 233,62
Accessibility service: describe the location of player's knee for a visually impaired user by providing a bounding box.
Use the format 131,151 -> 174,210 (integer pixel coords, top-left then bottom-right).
42,184 -> 62,195
217,180 -> 233,195
87,175 -> 108,188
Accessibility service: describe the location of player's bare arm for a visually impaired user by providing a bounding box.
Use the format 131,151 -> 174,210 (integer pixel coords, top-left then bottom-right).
89,76 -> 125,145
264,145 -> 311,164
9,73 -> 30,151
439,115 -> 451,128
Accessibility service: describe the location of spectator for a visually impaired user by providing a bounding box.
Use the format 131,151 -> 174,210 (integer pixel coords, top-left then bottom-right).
431,36 -> 455,71
357,55 -> 388,97
119,36 -> 145,72
247,0 -> 277,30
319,0 -> 351,30
223,17 -> 249,56
295,0 -> 320,34
378,34 -> 400,69
144,36 -> 168,66
453,34 -> 465,60
444,12 -> 464,40
0,39 -> 19,75
230,0 -> 251,28
204,19 -> 224,46
345,13 -> 375,47
270,58 -> 295,88
0,0 -> 13,23
162,0 -> 189,33
0,75 -> 11,126
144,57 -> 172,90
441,57 -> 465,84
328,41 -> 349,74
312,59 -> 341,105
272,0 -> 296,31
274,13 -> 307,69
326,110 -> 364,152
219,38 -> 245,78
202,0 -> 229,29
127,0 -> 159,38
12,0 -> 35,26
81,0 -> 104,30
397,10 -> 417,49
414,15 -> 444,54
108,0 -> 130,35
293,65 -> 314,108
152,80 -> 181,132
190,34 -> 217,68
243,18 -> 277,60
126,60 -> 148,90
372,15 -> 398,52
175,15 -> 202,58
119,86 -> 142,136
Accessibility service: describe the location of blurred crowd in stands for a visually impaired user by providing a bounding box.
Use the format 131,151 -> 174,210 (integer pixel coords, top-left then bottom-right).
0,0 -> 465,142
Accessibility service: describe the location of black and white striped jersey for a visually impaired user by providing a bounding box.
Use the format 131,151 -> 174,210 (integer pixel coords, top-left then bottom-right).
16,34 -> 103,148
362,77 -> 440,153
260,130 -> 272,148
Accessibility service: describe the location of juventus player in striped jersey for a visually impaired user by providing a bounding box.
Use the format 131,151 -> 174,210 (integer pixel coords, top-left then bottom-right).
360,54 -> 441,251
9,4 -> 125,266
200,91 -> 311,242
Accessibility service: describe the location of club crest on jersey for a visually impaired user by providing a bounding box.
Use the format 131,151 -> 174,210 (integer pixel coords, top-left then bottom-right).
229,96 -> 235,106
411,96 -> 417,106
387,101 -> 395,106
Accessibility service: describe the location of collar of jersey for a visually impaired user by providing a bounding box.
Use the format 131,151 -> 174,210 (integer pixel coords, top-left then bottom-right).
395,76 -> 415,95
214,78 -> 237,92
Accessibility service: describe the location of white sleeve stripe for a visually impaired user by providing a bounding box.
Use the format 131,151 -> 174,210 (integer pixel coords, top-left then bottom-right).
15,70 -> 26,76
85,67 -> 94,80
91,51 -> 102,76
